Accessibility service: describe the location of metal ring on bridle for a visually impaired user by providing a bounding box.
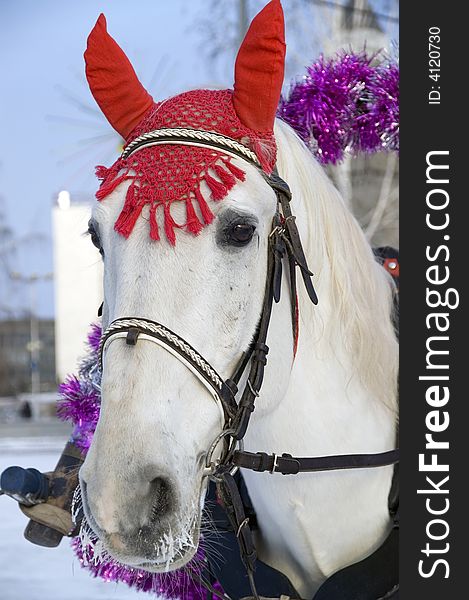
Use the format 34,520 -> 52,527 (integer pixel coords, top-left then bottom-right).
205,428 -> 236,471
204,428 -> 244,478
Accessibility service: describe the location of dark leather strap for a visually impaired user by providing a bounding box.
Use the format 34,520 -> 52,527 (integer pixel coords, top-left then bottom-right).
206,477 -> 301,600
230,215 -> 279,441
232,449 -> 400,475
266,172 -> 318,305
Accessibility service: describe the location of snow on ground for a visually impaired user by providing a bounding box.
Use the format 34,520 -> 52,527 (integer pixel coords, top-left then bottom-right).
0,440 -> 149,600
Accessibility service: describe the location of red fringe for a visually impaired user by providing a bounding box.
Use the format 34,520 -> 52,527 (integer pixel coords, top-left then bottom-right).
223,159 -> 246,181
185,198 -> 203,235
205,174 -> 228,201
252,139 -> 273,173
194,188 -> 214,224
164,204 -> 177,246
95,165 -> 110,180
213,164 -> 236,190
96,172 -> 128,201
114,184 -> 143,238
149,204 -> 160,241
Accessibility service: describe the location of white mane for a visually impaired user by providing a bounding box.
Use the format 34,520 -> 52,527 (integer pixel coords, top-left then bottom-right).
274,119 -> 398,413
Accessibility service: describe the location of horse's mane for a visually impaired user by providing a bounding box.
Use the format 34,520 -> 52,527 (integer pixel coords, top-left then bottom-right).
274,119 -> 398,413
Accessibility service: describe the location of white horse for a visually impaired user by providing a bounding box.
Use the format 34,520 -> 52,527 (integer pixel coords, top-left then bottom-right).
79,5 -> 398,599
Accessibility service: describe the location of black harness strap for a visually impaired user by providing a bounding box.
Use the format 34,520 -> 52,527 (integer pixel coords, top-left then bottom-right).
229,220 -> 278,442
206,475 -> 302,600
266,172 -> 318,306
231,449 -> 399,476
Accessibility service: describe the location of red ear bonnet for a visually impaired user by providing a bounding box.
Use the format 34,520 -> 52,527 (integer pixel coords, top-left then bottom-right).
84,14 -> 154,139
87,3 -> 285,245
233,0 -> 286,132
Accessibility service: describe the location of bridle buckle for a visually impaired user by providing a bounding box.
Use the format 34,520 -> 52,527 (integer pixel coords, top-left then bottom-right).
270,453 -> 279,474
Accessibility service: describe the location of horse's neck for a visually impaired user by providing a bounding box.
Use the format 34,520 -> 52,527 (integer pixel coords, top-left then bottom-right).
244,316 -> 396,597
242,140 -> 396,596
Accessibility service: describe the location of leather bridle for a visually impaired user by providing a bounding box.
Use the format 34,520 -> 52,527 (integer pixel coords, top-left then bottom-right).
98,128 -> 399,600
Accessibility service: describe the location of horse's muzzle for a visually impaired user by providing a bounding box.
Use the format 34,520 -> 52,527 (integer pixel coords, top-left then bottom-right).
78,471 -> 180,561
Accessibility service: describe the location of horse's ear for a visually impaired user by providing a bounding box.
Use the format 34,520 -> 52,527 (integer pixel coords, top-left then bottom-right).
84,14 -> 154,139
233,0 -> 286,133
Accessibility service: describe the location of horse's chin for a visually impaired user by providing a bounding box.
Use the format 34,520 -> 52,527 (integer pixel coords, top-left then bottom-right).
90,510 -> 202,573
131,520 -> 201,573
136,542 -> 199,573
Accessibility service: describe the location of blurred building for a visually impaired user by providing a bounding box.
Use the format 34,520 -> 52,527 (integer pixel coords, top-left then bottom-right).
52,191 -> 102,382
325,0 -> 399,248
324,0 -> 389,54
0,318 -> 56,395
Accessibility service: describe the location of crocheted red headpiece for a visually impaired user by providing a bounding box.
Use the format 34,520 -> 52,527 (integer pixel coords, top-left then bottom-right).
85,1 -> 286,245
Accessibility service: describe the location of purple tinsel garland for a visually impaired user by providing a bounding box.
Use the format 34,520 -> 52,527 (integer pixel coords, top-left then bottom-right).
278,50 -> 399,164
57,324 -> 101,454
58,324 -> 216,599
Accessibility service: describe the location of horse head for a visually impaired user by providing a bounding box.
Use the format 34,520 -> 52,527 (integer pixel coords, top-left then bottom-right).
78,0 -> 295,571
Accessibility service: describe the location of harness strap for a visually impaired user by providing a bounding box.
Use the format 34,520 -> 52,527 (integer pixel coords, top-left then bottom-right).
120,127 -> 262,167
229,172 -> 318,442
206,475 -> 301,600
230,219 -> 278,442
266,172 -> 318,306
231,449 -> 400,475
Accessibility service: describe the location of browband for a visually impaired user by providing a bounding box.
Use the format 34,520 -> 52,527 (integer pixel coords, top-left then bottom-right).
121,127 -> 261,167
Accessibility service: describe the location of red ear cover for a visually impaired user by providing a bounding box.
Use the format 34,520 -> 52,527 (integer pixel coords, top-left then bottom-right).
233,0 -> 286,132
84,14 -> 154,139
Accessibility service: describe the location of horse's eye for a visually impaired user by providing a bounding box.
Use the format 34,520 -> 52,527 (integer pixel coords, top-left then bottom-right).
88,221 -> 104,257
227,223 -> 256,246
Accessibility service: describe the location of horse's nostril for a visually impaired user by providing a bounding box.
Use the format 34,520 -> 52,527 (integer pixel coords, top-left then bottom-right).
149,477 -> 172,523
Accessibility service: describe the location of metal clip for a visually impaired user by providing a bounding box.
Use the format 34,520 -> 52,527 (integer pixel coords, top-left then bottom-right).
270,453 -> 279,474
268,224 -> 285,239
236,517 -> 250,538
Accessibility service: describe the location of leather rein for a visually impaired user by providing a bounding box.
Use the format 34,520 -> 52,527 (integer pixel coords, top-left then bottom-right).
98,128 -> 399,600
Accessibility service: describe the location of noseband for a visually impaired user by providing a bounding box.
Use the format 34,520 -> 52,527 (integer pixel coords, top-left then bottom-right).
98,128 -> 399,600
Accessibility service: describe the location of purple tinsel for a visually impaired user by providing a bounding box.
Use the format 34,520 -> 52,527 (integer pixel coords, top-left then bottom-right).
278,51 -> 399,164
86,322 -> 102,353
71,537 -> 220,599
57,323 -> 101,454
57,324 -> 214,598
